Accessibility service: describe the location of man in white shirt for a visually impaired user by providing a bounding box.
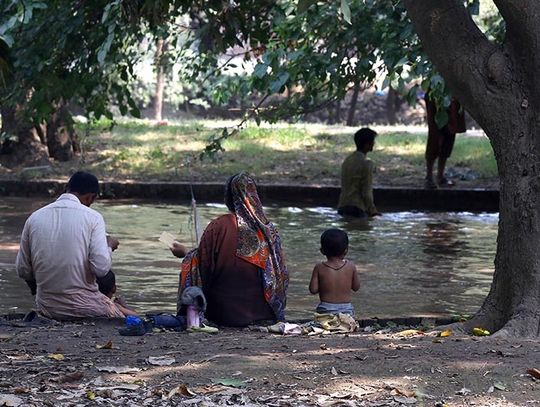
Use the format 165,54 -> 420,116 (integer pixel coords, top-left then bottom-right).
16,171 -> 125,319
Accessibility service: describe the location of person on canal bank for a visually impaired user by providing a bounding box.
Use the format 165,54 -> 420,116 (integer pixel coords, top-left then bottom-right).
424,93 -> 467,189
170,172 -> 289,327
309,228 -> 360,315
337,127 -> 381,218
15,171 -> 126,319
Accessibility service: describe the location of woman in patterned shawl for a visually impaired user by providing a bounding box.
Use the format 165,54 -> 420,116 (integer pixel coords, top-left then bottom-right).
171,173 -> 288,327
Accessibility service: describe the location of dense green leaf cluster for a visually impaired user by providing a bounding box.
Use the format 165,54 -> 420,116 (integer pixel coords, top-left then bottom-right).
0,0 -> 503,133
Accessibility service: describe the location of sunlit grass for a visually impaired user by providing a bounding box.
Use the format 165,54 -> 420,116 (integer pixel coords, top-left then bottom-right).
70,119 -> 497,184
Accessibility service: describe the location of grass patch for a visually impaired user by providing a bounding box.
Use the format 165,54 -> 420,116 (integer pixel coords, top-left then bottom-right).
66,120 -> 497,186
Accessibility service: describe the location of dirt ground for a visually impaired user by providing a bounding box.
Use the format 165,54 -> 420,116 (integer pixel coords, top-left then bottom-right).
1,317 -> 538,407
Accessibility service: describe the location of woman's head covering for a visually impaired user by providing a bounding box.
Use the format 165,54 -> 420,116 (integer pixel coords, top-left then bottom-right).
227,173 -> 288,320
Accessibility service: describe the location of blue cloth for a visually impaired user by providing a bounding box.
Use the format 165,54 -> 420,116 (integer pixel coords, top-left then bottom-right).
150,314 -> 186,329
316,302 -> 354,316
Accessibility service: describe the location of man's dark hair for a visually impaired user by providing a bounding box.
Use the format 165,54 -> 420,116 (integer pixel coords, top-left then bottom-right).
97,270 -> 116,297
66,171 -> 99,195
321,228 -> 349,257
354,127 -> 377,151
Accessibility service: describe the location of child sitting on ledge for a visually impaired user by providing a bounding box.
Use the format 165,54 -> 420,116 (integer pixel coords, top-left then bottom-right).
309,228 -> 360,316
97,271 -> 138,316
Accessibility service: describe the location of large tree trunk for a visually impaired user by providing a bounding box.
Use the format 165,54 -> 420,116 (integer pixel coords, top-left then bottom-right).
404,0 -> 540,337
46,102 -> 79,161
0,105 -> 49,168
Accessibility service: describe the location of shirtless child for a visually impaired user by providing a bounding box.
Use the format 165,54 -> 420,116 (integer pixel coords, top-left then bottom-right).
309,228 -> 360,315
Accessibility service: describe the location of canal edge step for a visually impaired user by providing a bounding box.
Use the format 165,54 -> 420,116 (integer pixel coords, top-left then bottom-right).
0,179 -> 499,212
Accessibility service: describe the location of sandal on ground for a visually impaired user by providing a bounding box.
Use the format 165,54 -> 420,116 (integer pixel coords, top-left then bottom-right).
424,177 -> 438,190
437,177 -> 455,187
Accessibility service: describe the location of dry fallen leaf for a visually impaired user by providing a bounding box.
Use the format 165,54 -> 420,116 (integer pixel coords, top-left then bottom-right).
96,340 -> 113,349
47,353 -> 65,361
168,384 -> 197,399
527,368 -> 540,379
11,388 -> 30,395
0,394 -> 23,407
472,327 -> 490,336
56,371 -> 84,383
393,395 -> 417,405
493,382 -> 506,391
396,329 -> 423,337
329,392 -> 352,399
96,366 -> 141,373
391,387 -> 415,398
147,356 -> 176,366
438,329 -> 452,337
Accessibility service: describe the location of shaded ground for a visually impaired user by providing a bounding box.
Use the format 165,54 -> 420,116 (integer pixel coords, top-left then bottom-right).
1,318 -> 538,406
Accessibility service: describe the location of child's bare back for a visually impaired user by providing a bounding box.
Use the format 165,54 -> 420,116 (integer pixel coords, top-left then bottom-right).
309,229 -> 360,315
309,259 -> 360,303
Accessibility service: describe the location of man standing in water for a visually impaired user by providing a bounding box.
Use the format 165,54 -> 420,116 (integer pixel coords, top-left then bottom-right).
337,127 -> 381,218
16,171 -> 125,319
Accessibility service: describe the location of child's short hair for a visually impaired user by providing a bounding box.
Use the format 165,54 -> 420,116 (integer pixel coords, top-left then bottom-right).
354,127 -> 377,151
320,228 -> 349,257
97,270 -> 116,297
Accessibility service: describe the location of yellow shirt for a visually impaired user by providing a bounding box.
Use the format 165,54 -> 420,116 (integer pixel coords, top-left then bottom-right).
337,151 -> 378,215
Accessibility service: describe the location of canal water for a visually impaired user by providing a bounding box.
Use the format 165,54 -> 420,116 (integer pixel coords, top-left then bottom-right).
0,197 -> 497,320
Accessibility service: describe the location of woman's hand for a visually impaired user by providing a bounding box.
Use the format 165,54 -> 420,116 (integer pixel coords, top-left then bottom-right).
170,241 -> 188,258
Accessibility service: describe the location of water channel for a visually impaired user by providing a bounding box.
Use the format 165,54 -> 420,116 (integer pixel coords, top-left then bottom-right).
0,197 -> 498,320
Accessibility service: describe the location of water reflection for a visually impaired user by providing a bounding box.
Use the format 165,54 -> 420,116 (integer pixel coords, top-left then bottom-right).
0,197 -> 497,319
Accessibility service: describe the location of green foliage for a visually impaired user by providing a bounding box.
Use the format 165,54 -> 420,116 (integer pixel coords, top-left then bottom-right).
0,0 -> 504,160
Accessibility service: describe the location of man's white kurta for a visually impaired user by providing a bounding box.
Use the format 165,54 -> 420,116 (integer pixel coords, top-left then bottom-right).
16,193 -> 123,319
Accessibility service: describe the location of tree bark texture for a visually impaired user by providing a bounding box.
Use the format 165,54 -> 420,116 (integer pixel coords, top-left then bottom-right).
46,102 -> 79,162
346,79 -> 361,126
0,105 -> 49,168
153,38 -> 166,121
386,86 -> 399,125
404,0 -> 540,337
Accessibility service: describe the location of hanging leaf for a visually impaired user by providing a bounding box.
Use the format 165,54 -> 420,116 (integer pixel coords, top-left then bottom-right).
340,0 -> 352,24
434,109 -> 449,129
